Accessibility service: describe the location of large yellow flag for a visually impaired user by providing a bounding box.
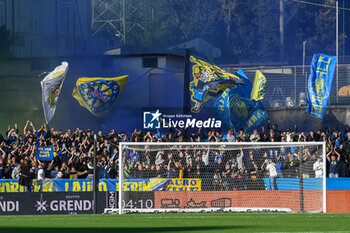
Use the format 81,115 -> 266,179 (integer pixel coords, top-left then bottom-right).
250,70 -> 266,101
72,75 -> 128,116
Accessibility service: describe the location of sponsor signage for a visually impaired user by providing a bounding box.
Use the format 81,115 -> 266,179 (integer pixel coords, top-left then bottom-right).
0,192 -> 105,215
0,191 -> 155,215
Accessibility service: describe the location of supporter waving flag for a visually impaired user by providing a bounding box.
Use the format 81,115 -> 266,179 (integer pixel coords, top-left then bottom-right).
306,53 -> 337,119
72,75 -> 128,116
184,50 -> 246,113
250,70 -> 266,101
41,61 -> 69,124
214,69 -> 268,132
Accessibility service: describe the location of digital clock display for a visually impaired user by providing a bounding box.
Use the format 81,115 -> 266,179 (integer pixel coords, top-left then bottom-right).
106,191 -> 155,209
119,199 -> 154,209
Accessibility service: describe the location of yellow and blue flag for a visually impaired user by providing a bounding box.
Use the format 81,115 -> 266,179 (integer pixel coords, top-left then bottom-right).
72,75 -> 128,116
250,70 -> 266,101
306,53 -> 337,119
214,69 -> 267,132
184,50 -> 246,113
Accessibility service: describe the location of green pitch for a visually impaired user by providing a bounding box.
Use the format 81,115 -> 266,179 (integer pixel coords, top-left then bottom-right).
0,213 -> 349,233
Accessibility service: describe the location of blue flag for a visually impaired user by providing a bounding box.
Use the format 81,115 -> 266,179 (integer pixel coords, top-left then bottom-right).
214,69 -> 267,132
306,53 -> 337,119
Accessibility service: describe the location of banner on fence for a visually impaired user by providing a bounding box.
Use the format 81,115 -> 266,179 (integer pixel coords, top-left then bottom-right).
1,178 -> 202,192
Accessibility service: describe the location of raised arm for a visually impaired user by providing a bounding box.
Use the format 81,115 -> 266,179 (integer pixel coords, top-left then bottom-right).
326,150 -> 332,162
24,120 -> 30,135
334,149 -> 341,162
30,122 -> 36,134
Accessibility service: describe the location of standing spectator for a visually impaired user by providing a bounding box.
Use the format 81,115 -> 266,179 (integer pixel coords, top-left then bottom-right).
245,151 -> 257,175
223,129 -> 235,142
67,167 -> 88,179
154,164 -> 163,178
214,151 -> 223,164
50,166 -> 63,178
11,164 -> 21,179
299,132 -> 306,142
213,157 -> 224,190
19,159 -> 32,191
275,154 -> 284,177
313,157 -> 323,178
37,163 -> 45,180
236,148 -> 244,171
7,124 -> 19,145
269,129 -> 278,141
336,144 -> 347,177
307,131 -> 316,141
285,153 -> 299,178
201,149 -> 209,167
222,162 -> 232,190
266,159 -> 278,190
167,159 -> 178,178
327,148 -> 340,178
0,148 -> 4,178
237,129 -> 247,142
250,129 -> 260,142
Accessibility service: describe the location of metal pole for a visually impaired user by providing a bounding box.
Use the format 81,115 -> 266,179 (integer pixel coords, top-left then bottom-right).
93,134 -> 97,214
343,0 -> 345,63
336,1 -> 339,103
294,66 -> 297,105
279,0 -> 284,62
322,142 -> 327,213
122,0 -> 126,45
299,152 -> 304,213
55,0 -> 58,57
12,0 -> 15,55
118,143 -> 123,215
302,41 -> 307,75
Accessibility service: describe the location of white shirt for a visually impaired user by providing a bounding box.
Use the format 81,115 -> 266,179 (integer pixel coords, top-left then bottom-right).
266,163 -> 277,177
236,150 -> 243,169
225,134 -> 235,142
202,150 -> 209,166
313,161 -> 323,178
37,168 -> 45,180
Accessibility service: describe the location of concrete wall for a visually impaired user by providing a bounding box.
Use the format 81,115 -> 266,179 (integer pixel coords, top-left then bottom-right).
0,54 -> 184,134
266,105 -> 350,131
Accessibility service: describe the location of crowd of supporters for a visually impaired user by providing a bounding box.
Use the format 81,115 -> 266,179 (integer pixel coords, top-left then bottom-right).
0,120 -> 350,190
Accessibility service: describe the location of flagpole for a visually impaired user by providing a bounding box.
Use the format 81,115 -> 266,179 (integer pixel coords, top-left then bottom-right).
93,134 -> 97,214
336,0 -> 339,103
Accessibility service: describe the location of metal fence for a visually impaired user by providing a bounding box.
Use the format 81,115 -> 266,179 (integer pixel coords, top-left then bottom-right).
223,64 -> 350,107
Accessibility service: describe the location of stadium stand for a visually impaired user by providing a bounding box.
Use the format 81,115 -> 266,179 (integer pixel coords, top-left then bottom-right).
0,120 -> 349,189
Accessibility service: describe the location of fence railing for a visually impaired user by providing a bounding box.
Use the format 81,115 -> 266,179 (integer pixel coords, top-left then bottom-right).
222,64 -> 350,107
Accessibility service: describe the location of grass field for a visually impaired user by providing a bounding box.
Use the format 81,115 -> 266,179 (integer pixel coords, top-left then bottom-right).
0,213 -> 350,233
